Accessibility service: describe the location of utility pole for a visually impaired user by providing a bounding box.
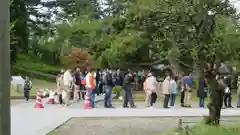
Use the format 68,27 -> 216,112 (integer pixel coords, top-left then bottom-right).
0,0 -> 11,135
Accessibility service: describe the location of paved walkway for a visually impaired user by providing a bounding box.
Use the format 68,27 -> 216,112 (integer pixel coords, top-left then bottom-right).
11,96 -> 240,135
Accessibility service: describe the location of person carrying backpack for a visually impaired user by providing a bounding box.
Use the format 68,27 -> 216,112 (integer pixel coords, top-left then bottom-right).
102,69 -> 114,108
24,77 -> 32,101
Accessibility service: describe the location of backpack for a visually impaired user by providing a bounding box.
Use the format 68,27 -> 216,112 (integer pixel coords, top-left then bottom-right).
103,72 -> 112,85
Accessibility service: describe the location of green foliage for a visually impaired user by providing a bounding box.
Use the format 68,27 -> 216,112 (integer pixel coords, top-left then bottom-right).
187,123 -> 240,135
158,123 -> 240,135
13,54 -> 59,81
112,86 -> 123,93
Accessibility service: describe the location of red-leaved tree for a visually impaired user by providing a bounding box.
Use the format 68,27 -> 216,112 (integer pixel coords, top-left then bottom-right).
61,48 -> 93,70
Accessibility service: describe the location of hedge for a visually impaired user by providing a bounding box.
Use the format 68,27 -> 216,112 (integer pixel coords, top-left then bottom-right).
13,67 -> 56,82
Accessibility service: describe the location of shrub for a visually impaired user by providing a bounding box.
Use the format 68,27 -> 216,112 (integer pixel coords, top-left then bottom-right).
112,86 -> 123,98
13,67 -> 56,82
14,54 -> 61,75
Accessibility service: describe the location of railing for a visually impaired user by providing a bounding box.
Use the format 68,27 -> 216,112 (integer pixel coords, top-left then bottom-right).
177,118 -> 240,135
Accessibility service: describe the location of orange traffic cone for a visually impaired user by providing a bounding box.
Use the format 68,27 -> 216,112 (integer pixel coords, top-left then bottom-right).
84,92 -> 91,109
34,89 -> 44,108
47,91 -> 56,104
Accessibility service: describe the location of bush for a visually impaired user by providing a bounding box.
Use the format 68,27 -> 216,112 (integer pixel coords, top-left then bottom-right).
13,67 -> 56,82
112,86 -> 123,99
14,54 -> 60,75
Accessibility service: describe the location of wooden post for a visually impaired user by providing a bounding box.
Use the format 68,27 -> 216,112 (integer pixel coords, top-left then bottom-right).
184,125 -> 189,135
0,0 -> 11,135
178,118 -> 182,129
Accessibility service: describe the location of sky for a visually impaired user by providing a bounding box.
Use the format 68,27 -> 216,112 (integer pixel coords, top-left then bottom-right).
32,0 -> 240,22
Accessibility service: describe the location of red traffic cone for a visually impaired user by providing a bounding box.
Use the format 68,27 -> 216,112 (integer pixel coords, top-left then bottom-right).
34,89 -> 44,108
47,91 -> 56,104
84,92 -> 91,109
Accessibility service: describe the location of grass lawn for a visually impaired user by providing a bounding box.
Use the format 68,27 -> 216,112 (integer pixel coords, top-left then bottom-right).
160,123 -> 240,135
11,79 -> 56,97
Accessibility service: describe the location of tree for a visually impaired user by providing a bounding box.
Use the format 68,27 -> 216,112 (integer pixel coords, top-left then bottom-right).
61,48 -> 93,70
133,0 -> 239,124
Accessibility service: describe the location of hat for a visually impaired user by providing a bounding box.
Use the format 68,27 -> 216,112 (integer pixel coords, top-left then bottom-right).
148,72 -> 152,77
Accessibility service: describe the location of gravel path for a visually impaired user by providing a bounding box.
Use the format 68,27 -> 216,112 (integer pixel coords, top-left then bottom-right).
50,116 -> 240,135
51,117 -> 181,135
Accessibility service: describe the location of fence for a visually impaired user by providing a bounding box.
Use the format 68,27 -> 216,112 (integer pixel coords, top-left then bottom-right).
177,118 -> 240,135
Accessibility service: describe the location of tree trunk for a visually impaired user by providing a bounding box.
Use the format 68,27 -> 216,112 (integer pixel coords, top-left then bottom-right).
0,0 -> 11,134
204,64 -> 223,125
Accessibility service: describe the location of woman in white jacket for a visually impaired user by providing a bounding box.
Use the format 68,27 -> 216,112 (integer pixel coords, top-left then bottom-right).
63,69 -> 74,106
144,72 -> 158,107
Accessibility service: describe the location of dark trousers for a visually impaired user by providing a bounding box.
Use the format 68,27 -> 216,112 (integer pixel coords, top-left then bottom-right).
150,92 -> 157,106
180,91 -> 185,105
58,94 -> 63,104
163,94 -> 170,108
199,97 -> 205,108
81,85 -> 86,100
123,87 -> 135,107
170,94 -> 176,106
224,93 -> 232,107
24,90 -> 29,101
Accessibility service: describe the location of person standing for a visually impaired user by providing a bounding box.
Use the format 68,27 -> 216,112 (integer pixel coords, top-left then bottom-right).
74,68 -> 81,101
179,75 -> 185,107
84,69 -> 96,108
144,72 -> 158,107
170,76 -> 178,107
237,79 -> 240,108
223,75 -> 233,108
183,74 -> 193,107
23,77 -> 32,101
145,72 -> 158,108
162,75 -> 171,108
80,71 -> 86,100
197,77 -> 207,108
102,70 -> 114,108
63,69 -> 73,106
95,69 -> 101,96
56,72 -> 64,105
123,71 -> 136,108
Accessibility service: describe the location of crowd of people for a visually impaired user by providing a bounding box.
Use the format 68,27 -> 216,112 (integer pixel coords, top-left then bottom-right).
23,67 -> 240,109
54,68 -> 138,108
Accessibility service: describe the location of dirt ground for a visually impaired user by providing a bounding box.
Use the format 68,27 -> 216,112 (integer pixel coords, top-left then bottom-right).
49,116 -> 240,135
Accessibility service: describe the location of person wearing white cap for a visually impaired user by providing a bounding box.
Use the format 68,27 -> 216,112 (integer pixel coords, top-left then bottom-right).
143,72 -> 158,108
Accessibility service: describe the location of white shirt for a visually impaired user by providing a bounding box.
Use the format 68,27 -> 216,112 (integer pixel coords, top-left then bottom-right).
63,70 -> 73,86
145,76 -> 158,91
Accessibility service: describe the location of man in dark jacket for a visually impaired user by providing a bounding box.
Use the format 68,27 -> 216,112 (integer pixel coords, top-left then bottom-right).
123,71 -> 136,108
24,77 -> 32,101
102,70 -> 114,108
